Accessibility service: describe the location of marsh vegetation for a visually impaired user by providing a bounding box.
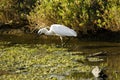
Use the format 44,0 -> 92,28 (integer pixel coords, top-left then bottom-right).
0,34 -> 120,80
0,0 -> 120,80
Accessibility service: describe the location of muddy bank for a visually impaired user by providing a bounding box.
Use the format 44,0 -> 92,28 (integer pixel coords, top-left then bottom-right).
0,24 -> 120,42
77,28 -> 120,42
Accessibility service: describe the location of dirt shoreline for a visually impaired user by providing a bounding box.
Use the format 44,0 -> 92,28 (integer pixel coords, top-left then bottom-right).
0,25 -> 120,42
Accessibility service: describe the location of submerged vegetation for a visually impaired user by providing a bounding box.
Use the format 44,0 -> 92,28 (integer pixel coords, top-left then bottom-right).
0,39 -> 120,80
0,42 -> 93,80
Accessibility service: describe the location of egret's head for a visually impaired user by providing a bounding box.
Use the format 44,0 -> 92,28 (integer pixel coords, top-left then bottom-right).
38,28 -> 48,35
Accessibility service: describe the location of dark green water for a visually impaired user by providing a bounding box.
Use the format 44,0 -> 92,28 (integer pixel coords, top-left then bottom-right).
0,34 -> 120,80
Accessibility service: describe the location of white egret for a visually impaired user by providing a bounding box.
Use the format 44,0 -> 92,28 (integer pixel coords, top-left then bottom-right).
38,24 -> 77,46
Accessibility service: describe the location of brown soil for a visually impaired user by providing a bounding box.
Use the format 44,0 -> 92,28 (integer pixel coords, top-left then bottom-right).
0,24 -> 120,42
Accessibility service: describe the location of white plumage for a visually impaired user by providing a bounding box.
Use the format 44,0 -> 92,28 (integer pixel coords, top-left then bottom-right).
38,24 -> 77,36
49,24 -> 77,37
38,24 -> 77,46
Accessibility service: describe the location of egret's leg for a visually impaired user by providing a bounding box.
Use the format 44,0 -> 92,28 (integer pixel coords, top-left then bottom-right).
62,37 -> 71,47
60,36 -> 64,47
56,36 -> 63,48
60,36 -> 63,43
59,36 -> 70,47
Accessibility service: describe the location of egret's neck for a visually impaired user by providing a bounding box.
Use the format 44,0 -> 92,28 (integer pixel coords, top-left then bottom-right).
44,30 -> 54,35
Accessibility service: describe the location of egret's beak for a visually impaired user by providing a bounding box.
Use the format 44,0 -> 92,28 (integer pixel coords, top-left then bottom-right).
38,30 -> 42,35
36,30 -> 42,39
38,30 -> 41,34
38,30 -> 44,36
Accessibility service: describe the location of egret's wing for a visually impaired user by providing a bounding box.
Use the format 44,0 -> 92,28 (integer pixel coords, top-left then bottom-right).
50,24 -> 77,37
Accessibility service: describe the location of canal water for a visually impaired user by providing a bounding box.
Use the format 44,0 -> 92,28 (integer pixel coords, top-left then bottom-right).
0,34 -> 120,80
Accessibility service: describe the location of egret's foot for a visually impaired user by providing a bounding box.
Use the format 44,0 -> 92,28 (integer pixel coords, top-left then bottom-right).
56,45 -> 62,48
56,44 -> 66,48
61,43 -> 67,48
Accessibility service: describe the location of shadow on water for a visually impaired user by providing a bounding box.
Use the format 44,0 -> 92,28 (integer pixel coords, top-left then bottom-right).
82,45 -> 119,49
0,34 -> 64,46
0,34 -> 120,79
